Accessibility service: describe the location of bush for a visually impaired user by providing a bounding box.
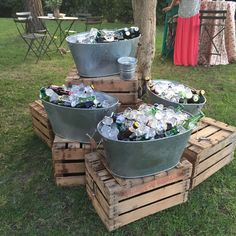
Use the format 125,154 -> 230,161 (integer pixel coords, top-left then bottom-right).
156,1 -> 167,25
0,0 -> 23,17
116,0 -> 133,23
0,0 -> 166,25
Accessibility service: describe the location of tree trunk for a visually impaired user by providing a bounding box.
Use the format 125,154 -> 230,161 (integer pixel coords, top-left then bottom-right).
132,0 -> 157,95
24,0 -> 44,32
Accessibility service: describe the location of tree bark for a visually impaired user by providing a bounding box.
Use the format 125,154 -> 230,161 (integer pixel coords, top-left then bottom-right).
24,0 -> 44,32
132,0 -> 157,95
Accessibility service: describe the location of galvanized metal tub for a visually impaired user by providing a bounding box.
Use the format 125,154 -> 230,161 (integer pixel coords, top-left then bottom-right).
118,56 -> 137,80
97,121 -> 192,178
42,92 -> 119,143
66,33 -> 140,77
147,80 -> 206,115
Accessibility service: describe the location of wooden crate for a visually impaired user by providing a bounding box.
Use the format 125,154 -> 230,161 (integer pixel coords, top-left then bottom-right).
29,100 -> 54,148
52,136 -> 103,187
117,99 -> 143,112
85,152 -> 192,231
65,68 -> 140,105
184,117 -> 236,189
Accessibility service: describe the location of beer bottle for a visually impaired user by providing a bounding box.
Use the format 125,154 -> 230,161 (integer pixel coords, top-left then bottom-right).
129,26 -> 140,38
75,101 -> 94,108
155,132 -> 165,139
39,87 -> 50,101
182,111 -> 204,130
114,29 -> 124,40
117,127 -> 133,140
179,98 -> 187,104
96,102 -> 102,108
133,27 -> 140,37
165,126 -> 179,137
192,89 -> 205,96
49,85 -> 70,96
187,94 -> 199,103
117,121 -> 139,140
166,123 -> 173,131
123,28 -> 131,39
79,95 -> 96,103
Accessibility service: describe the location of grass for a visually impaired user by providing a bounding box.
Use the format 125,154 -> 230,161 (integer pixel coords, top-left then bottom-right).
0,18 -> 236,235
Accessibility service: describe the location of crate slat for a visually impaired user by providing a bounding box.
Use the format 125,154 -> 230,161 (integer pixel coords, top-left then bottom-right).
55,176 -> 85,187
32,117 -> 52,138
29,107 -> 49,127
109,93 -> 138,104
65,67 -> 139,105
192,153 -> 234,188
33,127 -> 52,147
29,100 -> 54,148
85,152 -> 192,231
197,143 -> 234,174
87,182 -> 188,232
202,117 -> 236,132
52,135 -> 103,187
184,117 -> 236,189
54,162 -> 85,174
52,148 -> 90,161
79,77 -> 138,92
114,193 -> 188,230
189,125 -> 220,141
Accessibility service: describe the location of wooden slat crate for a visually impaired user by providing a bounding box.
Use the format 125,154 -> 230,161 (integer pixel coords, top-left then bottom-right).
29,100 -> 54,148
52,136 -> 102,187
117,99 -> 143,112
85,152 -> 192,231
184,117 -> 236,189
65,68 -> 140,105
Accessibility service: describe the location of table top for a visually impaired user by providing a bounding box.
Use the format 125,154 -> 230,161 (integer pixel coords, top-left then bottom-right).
38,16 -> 78,21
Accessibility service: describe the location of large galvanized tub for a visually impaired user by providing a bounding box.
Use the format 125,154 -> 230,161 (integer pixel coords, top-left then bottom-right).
97,121 -> 192,178
66,33 -> 140,77
42,92 -> 119,143
147,80 -> 206,115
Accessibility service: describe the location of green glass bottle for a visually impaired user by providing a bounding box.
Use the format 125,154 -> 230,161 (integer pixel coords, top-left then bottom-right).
182,111 -> 204,130
148,107 -> 158,116
165,126 -> 179,137
39,87 -> 49,101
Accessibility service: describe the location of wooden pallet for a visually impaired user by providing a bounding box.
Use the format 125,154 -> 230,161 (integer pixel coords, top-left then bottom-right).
65,68 -> 140,105
52,136 -> 103,187
29,100 -> 54,148
85,151 -> 192,231
184,117 -> 236,189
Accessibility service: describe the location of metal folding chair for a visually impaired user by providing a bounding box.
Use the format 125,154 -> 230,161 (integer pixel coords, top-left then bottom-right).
14,13 -> 50,62
199,10 -> 227,63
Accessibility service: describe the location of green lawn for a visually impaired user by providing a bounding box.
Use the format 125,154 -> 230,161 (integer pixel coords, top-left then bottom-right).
0,18 -> 236,235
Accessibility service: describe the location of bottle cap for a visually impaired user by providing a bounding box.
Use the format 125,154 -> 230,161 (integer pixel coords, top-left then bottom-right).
193,94 -> 199,102
125,31 -> 131,36
133,121 -> 139,129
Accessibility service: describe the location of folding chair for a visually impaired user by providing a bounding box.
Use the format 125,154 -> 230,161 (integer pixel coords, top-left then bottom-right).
14,14 -> 50,62
85,16 -> 102,31
199,10 -> 227,64
78,13 -> 92,22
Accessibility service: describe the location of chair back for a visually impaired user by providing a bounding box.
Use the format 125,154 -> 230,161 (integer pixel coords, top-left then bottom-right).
200,10 -> 227,25
16,12 -> 31,17
85,16 -> 102,30
14,16 -> 32,36
78,13 -> 92,21
86,16 -> 102,24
